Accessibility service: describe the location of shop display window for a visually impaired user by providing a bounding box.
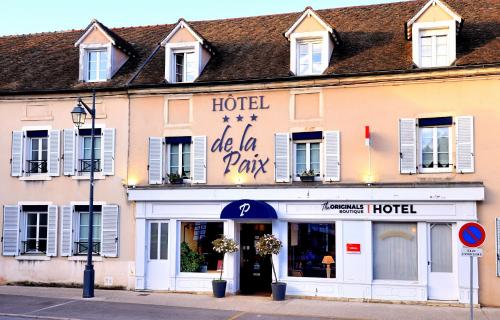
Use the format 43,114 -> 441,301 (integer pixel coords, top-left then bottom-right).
180,222 -> 224,273
288,223 -> 336,278
373,222 -> 418,281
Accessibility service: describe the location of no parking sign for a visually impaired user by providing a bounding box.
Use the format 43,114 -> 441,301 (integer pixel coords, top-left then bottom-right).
459,222 -> 486,248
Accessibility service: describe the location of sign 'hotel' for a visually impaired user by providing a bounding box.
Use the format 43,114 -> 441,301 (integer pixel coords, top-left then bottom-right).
0,0 -> 499,307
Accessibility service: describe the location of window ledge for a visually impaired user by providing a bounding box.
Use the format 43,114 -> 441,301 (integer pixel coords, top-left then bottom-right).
68,255 -> 103,262
72,174 -> 105,180
372,280 -> 421,286
177,272 -> 220,278
284,276 -> 337,283
19,175 -> 52,181
15,255 -> 50,261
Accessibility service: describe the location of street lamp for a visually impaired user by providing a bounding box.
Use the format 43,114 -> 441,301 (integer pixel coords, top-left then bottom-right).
71,90 -> 96,298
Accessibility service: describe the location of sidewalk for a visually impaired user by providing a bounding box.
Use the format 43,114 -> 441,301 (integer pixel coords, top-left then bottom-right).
0,285 -> 499,320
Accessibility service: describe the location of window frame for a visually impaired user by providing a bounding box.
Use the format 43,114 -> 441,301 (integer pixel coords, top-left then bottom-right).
86,48 -> 108,82
79,135 -> 102,173
296,39 -> 323,76
22,209 -> 48,254
75,210 -> 102,256
148,221 -> 169,261
172,49 -> 196,83
419,29 -> 449,68
418,125 -> 453,173
27,136 -> 48,175
166,142 -> 191,180
292,140 -> 322,181
411,20 -> 457,68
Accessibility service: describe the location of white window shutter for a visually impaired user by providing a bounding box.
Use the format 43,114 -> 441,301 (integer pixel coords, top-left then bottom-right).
148,137 -> 164,184
192,136 -> 207,184
48,130 -> 60,177
399,119 -> 417,174
101,205 -> 119,257
63,129 -> 76,176
274,133 -> 290,183
3,205 -> 20,256
60,205 -> 73,256
46,205 -> 58,257
102,128 -> 115,175
11,131 -> 24,177
496,218 -> 500,277
455,116 -> 474,173
324,131 -> 340,182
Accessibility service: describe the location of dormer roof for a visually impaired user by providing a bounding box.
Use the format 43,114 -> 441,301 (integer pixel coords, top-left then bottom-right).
160,18 -> 215,55
284,7 -> 340,46
75,19 -> 136,56
406,0 -> 463,40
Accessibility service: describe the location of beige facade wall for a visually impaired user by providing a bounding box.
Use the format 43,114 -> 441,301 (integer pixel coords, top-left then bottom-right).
81,28 -> 110,45
168,27 -> 197,43
0,93 -> 135,289
128,72 -> 500,305
294,15 -> 326,33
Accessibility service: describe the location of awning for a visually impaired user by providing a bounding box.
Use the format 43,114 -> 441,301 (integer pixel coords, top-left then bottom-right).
220,199 -> 277,219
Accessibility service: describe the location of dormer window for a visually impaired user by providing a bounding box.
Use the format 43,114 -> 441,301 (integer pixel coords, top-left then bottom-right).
406,0 -> 462,69
297,39 -> 323,75
174,51 -> 196,83
87,49 -> 108,82
285,7 -> 340,77
75,19 -> 135,83
161,19 -> 214,84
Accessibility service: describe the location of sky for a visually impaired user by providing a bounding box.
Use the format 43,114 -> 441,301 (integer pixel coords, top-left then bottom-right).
0,0 -> 409,36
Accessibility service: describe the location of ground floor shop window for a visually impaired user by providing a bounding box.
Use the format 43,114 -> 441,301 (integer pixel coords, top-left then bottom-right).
180,222 -> 223,273
288,223 -> 336,278
373,222 -> 418,281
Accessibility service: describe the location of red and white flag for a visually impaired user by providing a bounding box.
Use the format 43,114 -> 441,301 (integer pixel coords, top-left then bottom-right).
365,126 -> 371,146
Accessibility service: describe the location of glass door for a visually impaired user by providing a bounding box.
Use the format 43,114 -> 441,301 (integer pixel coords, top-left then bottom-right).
146,221 -> 170,290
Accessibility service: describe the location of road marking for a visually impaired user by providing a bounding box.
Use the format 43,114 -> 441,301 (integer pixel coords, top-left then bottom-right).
0,312 -> 78,320
227,311 -> 246,320
25,300 -> 77,315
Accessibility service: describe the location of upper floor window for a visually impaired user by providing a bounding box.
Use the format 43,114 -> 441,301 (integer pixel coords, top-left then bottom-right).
76,209 -> 102,255
167,142 -> 191,181
420,125 -> 451,172
79,130 -> 102,173
174,51 -> 196,83
420,31 -> 448,68
297,40 -> 323,76
295,142 -> 321,177
87,49 -> 108,82
27,131 -> 48,175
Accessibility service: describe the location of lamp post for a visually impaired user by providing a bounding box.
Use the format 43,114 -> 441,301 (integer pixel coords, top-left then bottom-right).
71,89 -> 96,298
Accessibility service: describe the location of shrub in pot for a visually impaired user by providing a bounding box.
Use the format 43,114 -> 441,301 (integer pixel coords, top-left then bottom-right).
211,235 -> 239,298
255,234 -> 286,301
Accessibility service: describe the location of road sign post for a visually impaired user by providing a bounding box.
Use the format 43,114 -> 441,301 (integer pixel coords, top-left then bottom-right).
459,222 -> 486,320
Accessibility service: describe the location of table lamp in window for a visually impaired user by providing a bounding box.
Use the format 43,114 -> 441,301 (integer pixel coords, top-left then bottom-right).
322,255 -> 335,278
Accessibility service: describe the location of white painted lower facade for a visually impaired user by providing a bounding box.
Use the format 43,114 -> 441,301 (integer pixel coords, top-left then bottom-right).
129,185 -> 483,304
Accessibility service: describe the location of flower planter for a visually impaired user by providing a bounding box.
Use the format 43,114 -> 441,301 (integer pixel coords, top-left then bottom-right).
212,280 -> 227,298
271,282 -> 287,301
299,175 -> 314,182
169,178 -> 184,184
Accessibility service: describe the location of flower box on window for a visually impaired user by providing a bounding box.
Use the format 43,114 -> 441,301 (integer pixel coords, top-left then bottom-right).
299,169 -> 315,182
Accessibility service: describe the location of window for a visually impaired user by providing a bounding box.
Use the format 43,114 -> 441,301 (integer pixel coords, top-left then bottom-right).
297,40 -> 322,75
80,135 -> 101,173
74,205 -> 102,255
22,207 -> 48,254
288,223 -> 336,278
149,222 -> 169,260
180,222 -> 223,273
373,222 -> 418,281
294,142 -> 321,177
87,49 -> 108,81
419,31 -> 449,68
174,51 -> 196,83
27,135 -> 48,175
419,125 -> 452,173
167,143 -> 191,179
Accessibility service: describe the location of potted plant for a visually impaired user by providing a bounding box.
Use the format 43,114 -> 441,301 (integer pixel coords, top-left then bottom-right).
299,169 -> 315,182
168,172 -> 184,184
211,235 -> 239,298
180,242 -> 204,272
255,234 -> 286,301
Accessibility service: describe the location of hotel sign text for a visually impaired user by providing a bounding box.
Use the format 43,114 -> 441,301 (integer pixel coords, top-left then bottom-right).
322,202 -> 418,215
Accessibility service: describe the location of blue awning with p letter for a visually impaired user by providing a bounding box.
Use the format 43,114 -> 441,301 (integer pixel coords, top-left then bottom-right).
220,199 -> 277,219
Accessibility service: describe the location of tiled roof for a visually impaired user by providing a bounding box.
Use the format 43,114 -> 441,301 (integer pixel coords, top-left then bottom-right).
0,0 -> 498,93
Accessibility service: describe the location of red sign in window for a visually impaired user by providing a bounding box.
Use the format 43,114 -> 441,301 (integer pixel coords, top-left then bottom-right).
346,243 -> 361,253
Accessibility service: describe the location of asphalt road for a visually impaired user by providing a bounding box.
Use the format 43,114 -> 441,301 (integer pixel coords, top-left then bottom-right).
0,294 -> 331,320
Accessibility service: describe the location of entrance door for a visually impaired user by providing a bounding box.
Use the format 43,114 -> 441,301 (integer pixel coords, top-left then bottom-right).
428,223 -> 457,300
146,221 -> 169,290
240,223 -> 272,295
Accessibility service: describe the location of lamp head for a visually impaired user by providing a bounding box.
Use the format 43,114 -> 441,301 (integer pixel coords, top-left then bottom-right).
71,102 -> 87,128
